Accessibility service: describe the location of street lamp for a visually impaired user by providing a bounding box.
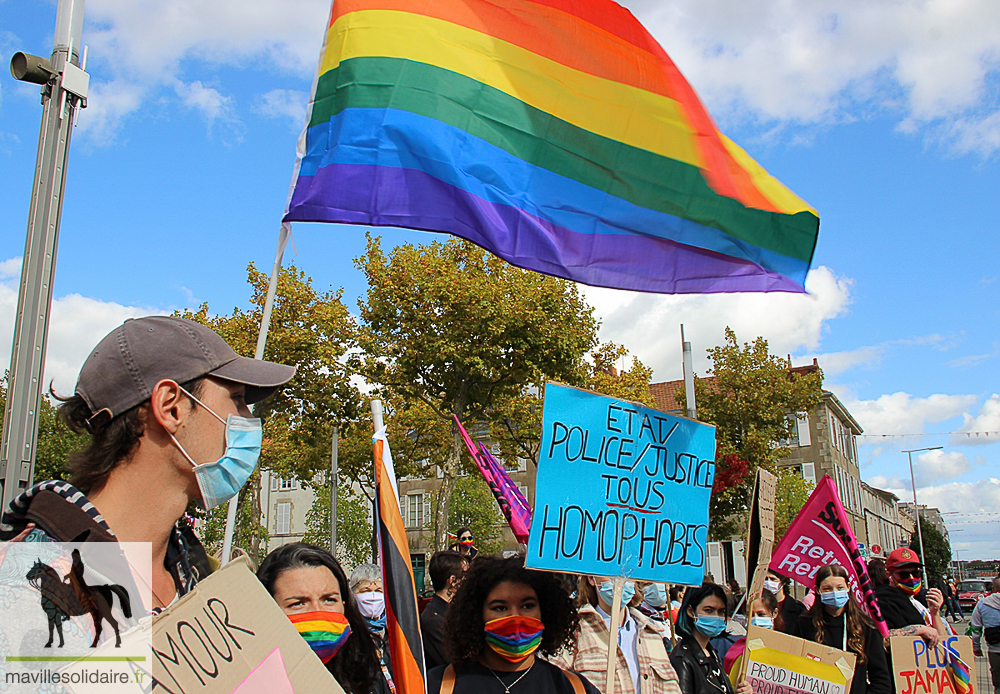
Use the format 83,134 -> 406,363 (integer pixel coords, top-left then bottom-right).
903,446 -> 942,569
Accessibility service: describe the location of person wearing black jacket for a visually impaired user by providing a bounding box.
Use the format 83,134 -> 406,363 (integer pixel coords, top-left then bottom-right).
763,569 -> 806,633
790,565 -> 891,694
874,548 -> 947,646
670,583 -> 752,694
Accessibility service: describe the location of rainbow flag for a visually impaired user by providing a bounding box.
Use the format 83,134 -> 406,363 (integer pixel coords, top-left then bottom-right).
284,0 -> 819,294
373,426 -> 424,694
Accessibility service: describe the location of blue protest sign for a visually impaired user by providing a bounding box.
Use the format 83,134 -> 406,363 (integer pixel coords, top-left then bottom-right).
526,383 -> 716,584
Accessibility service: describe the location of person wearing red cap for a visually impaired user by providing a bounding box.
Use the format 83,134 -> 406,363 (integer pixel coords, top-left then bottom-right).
874,548 -> 948,647
0,316 -> 296,611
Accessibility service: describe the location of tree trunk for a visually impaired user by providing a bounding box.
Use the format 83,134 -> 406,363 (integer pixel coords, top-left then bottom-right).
433,419 -> 463,551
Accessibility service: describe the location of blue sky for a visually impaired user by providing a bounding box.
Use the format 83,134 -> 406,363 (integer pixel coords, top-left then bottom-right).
2,0 -> 999,559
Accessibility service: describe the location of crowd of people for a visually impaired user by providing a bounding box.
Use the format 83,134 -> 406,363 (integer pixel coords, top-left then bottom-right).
0,317 -> 994,694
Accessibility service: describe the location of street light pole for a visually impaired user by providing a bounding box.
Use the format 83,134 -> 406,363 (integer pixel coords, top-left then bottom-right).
2,0 -> 88,511
904,446 -> 942,568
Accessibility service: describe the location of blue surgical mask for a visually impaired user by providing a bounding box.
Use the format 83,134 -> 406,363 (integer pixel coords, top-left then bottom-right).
171,388 -> 262,510
643,583 -> 668,608
750,616 -> 774,630
599,580 -> 635,606
694,615 -> 727,637
820,590 -> 850,609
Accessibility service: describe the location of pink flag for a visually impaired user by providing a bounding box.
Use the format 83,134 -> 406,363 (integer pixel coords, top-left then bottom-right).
453,415 -> 532,543
769,474 -> 890,638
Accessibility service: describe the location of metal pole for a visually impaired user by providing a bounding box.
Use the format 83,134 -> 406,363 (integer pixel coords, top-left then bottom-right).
681,324 -> 697,419
371,400 -> 384,563
1,0 -> 87,511
904,446 -> 941,567
221,223 -> 290,563
330,425 -> 338,552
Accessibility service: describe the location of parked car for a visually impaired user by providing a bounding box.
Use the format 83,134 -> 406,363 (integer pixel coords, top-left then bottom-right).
957,579 -> 992,611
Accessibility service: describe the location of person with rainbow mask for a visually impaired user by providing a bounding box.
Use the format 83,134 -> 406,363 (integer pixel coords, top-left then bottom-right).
874,548 -> 950,647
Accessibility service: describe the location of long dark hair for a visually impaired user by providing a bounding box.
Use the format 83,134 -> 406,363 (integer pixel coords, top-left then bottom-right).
808,565 -> 875,664
257,543 -> 378,693
444,555 -> 578,664
676,582 -> 729,638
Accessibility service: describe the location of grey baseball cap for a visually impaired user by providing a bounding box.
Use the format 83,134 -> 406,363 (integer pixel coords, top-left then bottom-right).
76,316 -> 296,428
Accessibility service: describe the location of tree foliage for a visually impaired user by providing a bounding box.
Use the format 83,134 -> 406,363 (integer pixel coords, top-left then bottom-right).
683,328 -> 823,539
489,342 -> 653,468
912,517 -> 951,589
1,373 -> 85,486
355,234 -> 597,550
303,483 -> 374,570
774,467 -> 815,539
447,475 -> 505,557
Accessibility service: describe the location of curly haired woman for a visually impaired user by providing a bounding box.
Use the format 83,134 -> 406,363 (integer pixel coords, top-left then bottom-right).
427,555 -> 599,694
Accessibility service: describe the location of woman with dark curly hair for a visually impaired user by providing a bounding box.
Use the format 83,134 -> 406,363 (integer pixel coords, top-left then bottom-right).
427,555 -> 599,694
257,543 -> 390,694
788,565 -> 891,694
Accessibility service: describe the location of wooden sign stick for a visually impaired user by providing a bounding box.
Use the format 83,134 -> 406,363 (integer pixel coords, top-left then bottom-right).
605,576 -> 624,693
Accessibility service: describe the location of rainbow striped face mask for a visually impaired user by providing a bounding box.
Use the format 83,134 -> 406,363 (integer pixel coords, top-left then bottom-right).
288,611 -> 351,663
484,615 -> 544,662
897,577 -> 922,596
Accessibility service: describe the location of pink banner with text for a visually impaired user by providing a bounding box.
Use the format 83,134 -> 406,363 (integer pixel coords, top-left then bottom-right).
769,474 -> 889,637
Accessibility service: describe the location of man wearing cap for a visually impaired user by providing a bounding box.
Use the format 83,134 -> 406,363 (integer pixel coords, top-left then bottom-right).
0,316 -> 295,610
875,547 -> 949,647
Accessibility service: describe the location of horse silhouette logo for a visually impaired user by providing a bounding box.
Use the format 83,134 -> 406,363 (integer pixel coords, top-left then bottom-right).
25,548 -> 133,648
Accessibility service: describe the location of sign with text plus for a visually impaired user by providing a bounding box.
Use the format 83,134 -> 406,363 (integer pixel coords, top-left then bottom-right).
526,382 -> 715,583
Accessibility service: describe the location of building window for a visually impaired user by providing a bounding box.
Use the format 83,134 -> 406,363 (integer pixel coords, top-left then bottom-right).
802,462 -> 816,484
406,492 -> 426,528
796,414 -> 811,447
278,477 -> 296,491
276,502 -> 291,535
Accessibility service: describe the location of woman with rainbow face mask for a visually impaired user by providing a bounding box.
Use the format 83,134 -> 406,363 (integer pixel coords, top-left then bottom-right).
449,527 -> 480,561
789,565 -> 891,694
257,543 -> 391,694
426,555 -> 599,694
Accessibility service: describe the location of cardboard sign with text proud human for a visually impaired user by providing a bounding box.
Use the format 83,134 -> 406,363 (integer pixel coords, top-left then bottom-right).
152,557 -> 343,694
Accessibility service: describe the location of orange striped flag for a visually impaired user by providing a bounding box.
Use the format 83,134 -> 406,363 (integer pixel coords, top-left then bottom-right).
373,425 -> 425,693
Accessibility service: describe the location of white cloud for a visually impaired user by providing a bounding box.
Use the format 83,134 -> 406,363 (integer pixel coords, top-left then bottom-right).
952,394 -> 1000,446
622,0 -> 1000,155
912,449 -> 981,487
838,391 -> 977,437
256,89 -> 309,132
583,265 -> 851,381
75,0 -> 331,141
1,258 -> 161,394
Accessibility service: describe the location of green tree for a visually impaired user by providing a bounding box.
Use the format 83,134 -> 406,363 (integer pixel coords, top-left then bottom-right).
683,328 -> 823,539
489,342 -> 653,467
773,467 -> 814,539
1,373 -> 85,485
355,234 -> 597,550
178,263 -> 365,565
912,517 -> 951,589
303,483 -> 374,569
447,475 -> 505,557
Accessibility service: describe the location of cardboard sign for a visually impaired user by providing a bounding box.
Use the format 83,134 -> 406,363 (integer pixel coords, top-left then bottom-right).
889,635 -> 976,694
526,382 -> 715,584
152,557 -> 342,694
742,625 -> 856,694
745,468 -> 777,600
